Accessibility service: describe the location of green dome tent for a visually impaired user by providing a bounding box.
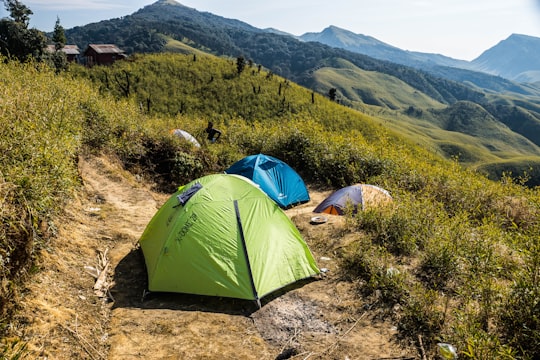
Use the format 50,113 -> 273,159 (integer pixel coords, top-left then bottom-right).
139,174 -> 320,305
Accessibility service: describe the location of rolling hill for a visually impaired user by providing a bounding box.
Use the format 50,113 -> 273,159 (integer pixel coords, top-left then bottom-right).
64,0 -> 540,184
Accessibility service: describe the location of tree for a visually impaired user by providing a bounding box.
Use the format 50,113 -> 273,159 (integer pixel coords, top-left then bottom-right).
4,0 -> 32,26
0,0 -> 46,61
328,88 -> 337,102
52,16 -> 66,51
236,56 -> 245,75
46,16 -> 68,72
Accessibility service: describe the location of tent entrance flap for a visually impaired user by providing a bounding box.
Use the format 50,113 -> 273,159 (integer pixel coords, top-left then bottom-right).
234,200 -> 259,303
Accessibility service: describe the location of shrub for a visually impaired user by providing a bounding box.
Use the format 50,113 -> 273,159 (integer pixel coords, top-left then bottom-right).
170,151 -> 205,185
354,197 -> 440,256
80,99 -> 113,150
367,266 -> 410,306
340,238 -> 385,282
397,169 -> 429,192
492,194 -> 539,231
452,315 -> 516,360
418,242 -> 460,291
399,288 -> 445,345
341,238 -> 409,306
498,238 -> 540,359
460,332 -> 516,360
120,133 -> 217,192
0,60 -> 87,331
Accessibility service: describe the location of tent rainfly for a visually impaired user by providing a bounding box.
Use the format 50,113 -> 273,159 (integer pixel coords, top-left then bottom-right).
170,129 -> 201,147
139,174 -> 320,306
225,153 -> 310,208
313,184 -> 392,215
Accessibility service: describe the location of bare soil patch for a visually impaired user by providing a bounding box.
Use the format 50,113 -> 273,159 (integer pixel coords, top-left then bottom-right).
11,154 -> 417,360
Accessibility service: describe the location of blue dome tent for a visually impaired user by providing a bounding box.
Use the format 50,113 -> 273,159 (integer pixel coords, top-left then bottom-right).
225,154 -> 310,208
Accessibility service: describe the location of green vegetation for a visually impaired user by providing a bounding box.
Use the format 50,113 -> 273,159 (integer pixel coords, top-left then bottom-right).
62,0 -> 540,185
0,0 -> 70,74
309,58 -> 446,110
304,59 -> 540,183
0,0 -> 46,62
0,60 -> 83,337
2,52 -> 540,359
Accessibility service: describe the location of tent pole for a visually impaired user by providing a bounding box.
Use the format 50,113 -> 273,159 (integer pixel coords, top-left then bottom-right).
234,200 -> 260,303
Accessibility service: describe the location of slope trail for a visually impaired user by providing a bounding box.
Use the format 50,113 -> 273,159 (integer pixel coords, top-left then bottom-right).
13,154 -> 416,360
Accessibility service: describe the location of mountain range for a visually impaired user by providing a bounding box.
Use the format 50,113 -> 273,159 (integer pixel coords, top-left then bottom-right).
63,0 -> 540,185
299,25 -> 471,70
298,26 -> 540,84
64,1 -> 540,97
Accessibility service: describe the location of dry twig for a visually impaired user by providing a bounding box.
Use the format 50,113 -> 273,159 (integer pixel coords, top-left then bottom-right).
418,335 -> 427,360
92,248 -> 111,298
323,311 -> 367,356
62,319 -> 106,360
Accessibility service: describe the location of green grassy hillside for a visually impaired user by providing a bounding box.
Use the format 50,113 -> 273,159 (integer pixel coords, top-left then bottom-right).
161,34 -> 211,56
69,52 -> 540,183
301,58 -> 540,176
2,53 -> 540,359
308,58 -> 445,110
62,0 -> 540,184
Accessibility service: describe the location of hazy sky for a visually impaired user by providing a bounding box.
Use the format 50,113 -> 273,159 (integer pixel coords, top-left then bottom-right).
2,0 -> 540,61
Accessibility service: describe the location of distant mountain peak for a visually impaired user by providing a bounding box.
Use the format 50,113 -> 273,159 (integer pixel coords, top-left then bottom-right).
472,33 -> 540,81
301,25 -> 393,49
321,25 -> 370,38
322,25 -> 352,33
141,0 -> 190,11
263,28 -> 293,36
508,33 -> 537,40
155,0 -> 182,5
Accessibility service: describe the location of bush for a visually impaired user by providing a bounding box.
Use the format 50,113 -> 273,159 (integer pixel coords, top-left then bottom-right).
0,60 -> 87,330
498,242 -> 540,359
170,152 -> 205,185
341,238 -> 388,282
460,332 -> 516,360
418,242 -> 459,291
120,133 -> 217,192
80,99 -> 113,150
341,239 -> 409,306
354,198 -> 439,256
399,288 -> 445,344
453,317 -> 516,359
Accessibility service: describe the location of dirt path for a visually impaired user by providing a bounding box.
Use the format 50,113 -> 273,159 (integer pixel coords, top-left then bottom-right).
13,155 -> 416,360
